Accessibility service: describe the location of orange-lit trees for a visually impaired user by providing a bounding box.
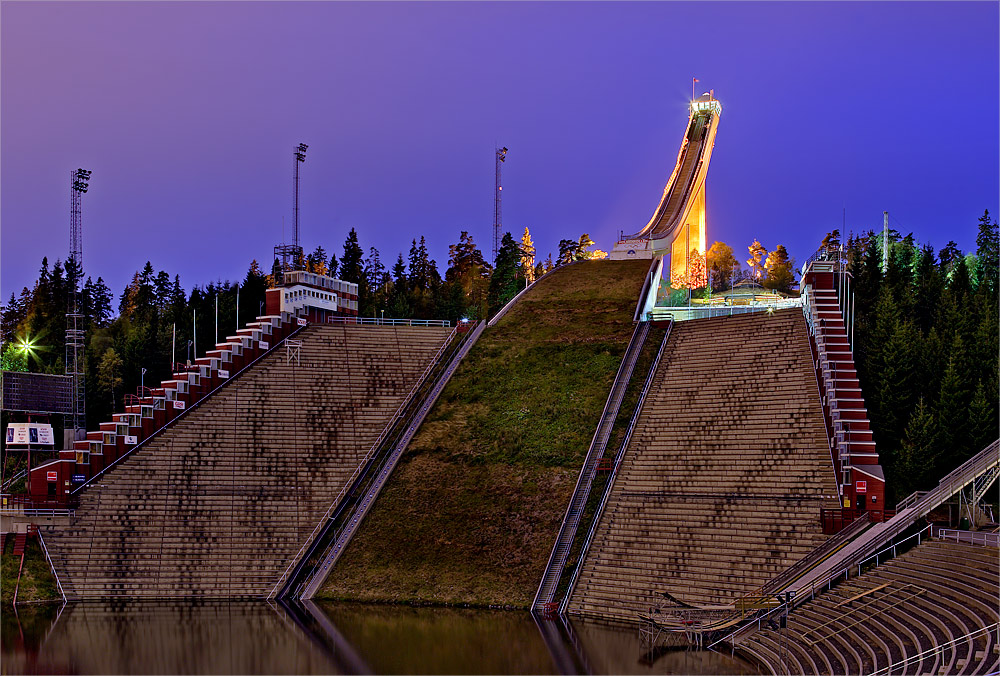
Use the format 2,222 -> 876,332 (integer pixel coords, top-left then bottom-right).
763,245 -> 795,292
707,241 -> 738,291
746,240 -> 767,282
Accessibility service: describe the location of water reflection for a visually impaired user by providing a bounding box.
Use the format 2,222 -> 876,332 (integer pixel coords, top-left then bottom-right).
2,600 -> 758,675
2,601 -> 338,675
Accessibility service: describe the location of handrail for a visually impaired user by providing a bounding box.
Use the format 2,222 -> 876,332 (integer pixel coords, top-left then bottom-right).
559,320 -> 673,615
36,529 -> 66,603
894,490 -> 929,511
325,316 -> 451,328
647,299 -> 802,323
869,622 -> 1000,676
488,276 -> 541,327
1,468 -> 28,493
73,321 -> 307,494
532,320 -> 650,610
269,324 -> 459,598
937,529 -> 1000,547
711,522 -> 935,650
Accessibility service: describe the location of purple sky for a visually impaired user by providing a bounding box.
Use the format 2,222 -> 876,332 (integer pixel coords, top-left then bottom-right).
2,1 -> 997,299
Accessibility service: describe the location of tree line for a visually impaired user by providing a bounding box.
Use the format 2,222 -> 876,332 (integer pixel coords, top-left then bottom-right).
834,210 -> 998,503
1,227 -> 604,428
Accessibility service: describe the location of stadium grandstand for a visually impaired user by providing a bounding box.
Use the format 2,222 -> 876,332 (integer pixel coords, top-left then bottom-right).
3,87 -> 996,675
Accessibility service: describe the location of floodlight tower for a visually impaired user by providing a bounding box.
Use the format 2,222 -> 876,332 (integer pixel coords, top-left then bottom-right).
273,143 -> 308,278
493,146 -> 507,264
293,143 -> 308,256
67,168 -> 91,439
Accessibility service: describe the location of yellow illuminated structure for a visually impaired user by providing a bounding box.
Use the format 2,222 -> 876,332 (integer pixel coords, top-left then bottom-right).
611,92 -> 722,308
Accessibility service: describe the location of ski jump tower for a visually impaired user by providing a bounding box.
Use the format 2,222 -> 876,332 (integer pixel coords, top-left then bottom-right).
610,92 -> 722,311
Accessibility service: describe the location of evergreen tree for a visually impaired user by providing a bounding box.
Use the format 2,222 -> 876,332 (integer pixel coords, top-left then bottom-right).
488,233 -> 522,315
557,239 -> 577,266
391,254 -> 407,294
763,244 -> 794,292
306,246 -> 329,275
974,209 -> 998,298
328,251 -> 339,278
898,398 -> 938,497
968,381 -> 995,453
707,241 -> 738,291
933,334 -> 974,473
340,228 -> 365,285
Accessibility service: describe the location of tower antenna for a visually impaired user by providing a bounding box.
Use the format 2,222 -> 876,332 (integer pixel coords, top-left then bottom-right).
66,168 -> 92,440
493,146 -> 507,264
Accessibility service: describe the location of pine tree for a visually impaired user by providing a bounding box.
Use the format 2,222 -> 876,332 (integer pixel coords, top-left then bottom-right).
974,209 -> 998,298
763,244 -> 794,292
898,398 -> 938,496
328,251 -> 339,278
933,334 -> 974,473
392,254 -> 407,294
968,381 -> 995,452
306,246 -> 329,276
340,228 -> 365,285
707,241 -> 738,291
488,233 -> 522,315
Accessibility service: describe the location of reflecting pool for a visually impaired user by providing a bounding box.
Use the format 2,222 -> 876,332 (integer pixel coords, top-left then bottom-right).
1,600 -> 758,674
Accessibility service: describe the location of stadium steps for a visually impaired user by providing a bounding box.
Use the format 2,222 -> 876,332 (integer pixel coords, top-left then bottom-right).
565,309 -> 841,624
739,539 -> 1000,675
533,320 -> 651,613
41,323 -> 454,599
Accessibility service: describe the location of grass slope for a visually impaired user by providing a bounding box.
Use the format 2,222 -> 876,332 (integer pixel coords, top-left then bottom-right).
319,259 -> 650,607
1,536 -> 60,604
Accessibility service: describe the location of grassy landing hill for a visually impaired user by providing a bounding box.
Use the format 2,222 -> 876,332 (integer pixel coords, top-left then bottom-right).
318,259 -> 650,607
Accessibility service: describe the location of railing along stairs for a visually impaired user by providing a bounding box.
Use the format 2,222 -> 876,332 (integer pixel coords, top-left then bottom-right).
558,320 -> 674,615
295,321 -> 486,600
532,321 -> 651,613
272,321 -> 485,600
707,439 -> 1000,650
269,323 -> 462,598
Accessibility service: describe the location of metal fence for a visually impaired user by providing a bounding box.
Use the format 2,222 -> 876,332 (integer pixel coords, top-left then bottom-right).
324,316 -> 451,328
647,299 -> 802,323
937,528 -> 1000,547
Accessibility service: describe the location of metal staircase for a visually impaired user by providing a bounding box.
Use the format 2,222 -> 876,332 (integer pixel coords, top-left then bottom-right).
532,321 -> 651,613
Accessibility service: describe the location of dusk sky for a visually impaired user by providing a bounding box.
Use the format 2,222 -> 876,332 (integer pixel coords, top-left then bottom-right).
2,1 -> 997,299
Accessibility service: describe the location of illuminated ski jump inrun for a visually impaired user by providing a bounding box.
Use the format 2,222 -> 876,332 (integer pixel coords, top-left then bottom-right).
611,92 -> 722,289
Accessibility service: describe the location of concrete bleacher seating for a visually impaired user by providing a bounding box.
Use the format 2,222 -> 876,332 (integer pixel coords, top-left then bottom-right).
41,323 -> 453,599
567,309 -> 841,623
740,538 -> 1000,675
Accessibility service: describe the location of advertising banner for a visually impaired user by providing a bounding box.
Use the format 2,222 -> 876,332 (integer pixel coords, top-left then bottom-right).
218,370 -> 230,379
124,435 -> 138,445
173,400 -> 185,410
259,341 -> 269,350
5,423 -> 55,446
